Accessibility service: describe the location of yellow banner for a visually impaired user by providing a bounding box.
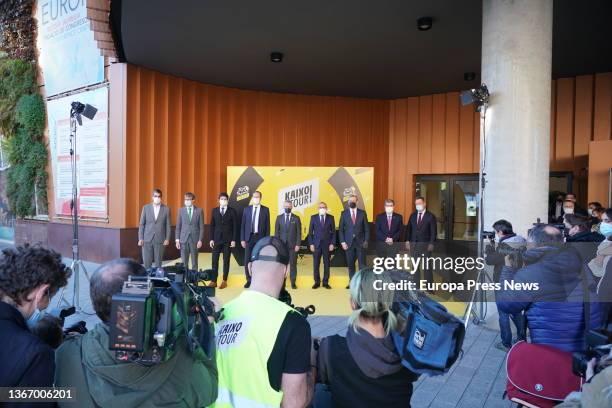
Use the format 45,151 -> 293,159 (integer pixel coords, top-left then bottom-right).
227,166 -> 374,235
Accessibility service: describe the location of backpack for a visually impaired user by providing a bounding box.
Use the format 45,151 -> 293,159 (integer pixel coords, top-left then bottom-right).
391,294 -> 465,376
505,341 -> 582,407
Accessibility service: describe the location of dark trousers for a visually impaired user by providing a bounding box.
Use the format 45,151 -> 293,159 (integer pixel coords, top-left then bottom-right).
212,241 -> 231,281
498,309 -> 526,347
244,233 -> 261,282
143,242 -> 165,269
281,240 -> 299,284
313,244 -> 331,284
345,241 -> 366,280
180,240 -> 198,271
411,242 -> 433,283
376,241 -> 398,259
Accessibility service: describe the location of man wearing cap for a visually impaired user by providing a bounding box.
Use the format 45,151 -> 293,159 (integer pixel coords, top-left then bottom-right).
212,237 -> 313,408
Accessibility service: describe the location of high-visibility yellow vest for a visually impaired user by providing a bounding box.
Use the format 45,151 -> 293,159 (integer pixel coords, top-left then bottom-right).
210,290 -> 295,408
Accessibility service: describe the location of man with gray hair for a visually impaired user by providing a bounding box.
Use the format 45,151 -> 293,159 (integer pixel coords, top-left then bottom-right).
275,200 -> 302,289
213,237 -> 313,407
496,224 -> 602,353
54,258 -> 218,408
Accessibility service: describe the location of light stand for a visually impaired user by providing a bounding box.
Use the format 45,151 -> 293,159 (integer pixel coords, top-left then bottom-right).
460,84 -> 492,326
56,102 -> 97,313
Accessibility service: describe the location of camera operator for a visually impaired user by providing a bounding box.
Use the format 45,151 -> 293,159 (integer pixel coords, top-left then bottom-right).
213,236 -> 313,408
0,244 -> 71,390
497,224 -> 603,353
484,220 -> 527,351
54,258 -> 218,408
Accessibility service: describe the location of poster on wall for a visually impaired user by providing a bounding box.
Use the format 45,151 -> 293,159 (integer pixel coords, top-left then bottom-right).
36,0 -> 105,96
227,166 -> 374,237
47,86 -> 108,219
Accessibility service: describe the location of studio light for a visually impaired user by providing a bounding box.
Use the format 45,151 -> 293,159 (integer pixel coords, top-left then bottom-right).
70,101 -> 97,125
270,52 -> 284,63
417,17 -> 432,31
460,84 -> 489,112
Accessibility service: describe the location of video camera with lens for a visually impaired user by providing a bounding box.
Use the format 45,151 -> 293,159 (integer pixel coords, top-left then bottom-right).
108,263 -> 218,365
278,289 -> 315,318
572,327 -> 611,378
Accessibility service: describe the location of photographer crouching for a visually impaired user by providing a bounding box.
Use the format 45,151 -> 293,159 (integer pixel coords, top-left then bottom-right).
484,220 -> 527,351
0,245 -> 71,391
497,224 -> 602,353
54,258 -> 218,408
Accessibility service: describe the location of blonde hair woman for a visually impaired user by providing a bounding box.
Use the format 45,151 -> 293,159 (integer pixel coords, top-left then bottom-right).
314,268 -> 417,408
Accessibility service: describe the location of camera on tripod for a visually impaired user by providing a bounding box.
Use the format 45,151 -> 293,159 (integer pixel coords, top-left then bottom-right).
108,263 -> 218,365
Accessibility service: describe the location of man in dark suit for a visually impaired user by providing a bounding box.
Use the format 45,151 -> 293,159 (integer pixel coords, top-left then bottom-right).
308,202 -> 336,289
339,194 -> 369,288
406,196 -> 437,285
175,192 -> 204,271
375,198 -> 404,259
210,192 -> 239,289
138,188 -> 171,268
240,190 -> 270,288
275,200 -> 302,289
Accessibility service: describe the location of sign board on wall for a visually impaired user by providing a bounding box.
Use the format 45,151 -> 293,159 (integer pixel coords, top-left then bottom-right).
227,166 -> 374,236
47,86 -> 108,219
36,0 -> 104,96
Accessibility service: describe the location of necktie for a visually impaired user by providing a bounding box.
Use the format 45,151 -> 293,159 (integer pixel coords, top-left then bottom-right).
188,207 -> 192,222
320,215 -> 324,226
285,214 -> 289,224
351,210 -> 356,224
221,207 -> 225,216
388,215 -> 392,230
251,207 -> 257,231
417,212 -> 422,225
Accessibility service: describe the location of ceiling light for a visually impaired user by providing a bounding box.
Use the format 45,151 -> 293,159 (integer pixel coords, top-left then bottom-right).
270,52 -> 283,63
417,17 -> 432,31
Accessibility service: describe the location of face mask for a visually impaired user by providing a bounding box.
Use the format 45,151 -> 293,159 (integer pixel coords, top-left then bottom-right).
600,222 -> 612,238
385,206 -> 394,214
348,202 -> 357,209
184,200 -> 192,207
563,207 -> 573,214
318,208 -> 327,216
252,197 -> 260,205
494,235 -> 501,243
27,308 -> 43,328
153,197 -> 161,205
416,204 -> 424,212
219,199 -> 228,207
284,208 -> 292,214
587,209 -> 593,216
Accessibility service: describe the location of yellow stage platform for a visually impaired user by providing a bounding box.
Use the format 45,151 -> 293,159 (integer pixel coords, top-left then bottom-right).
164,253 -> 467,317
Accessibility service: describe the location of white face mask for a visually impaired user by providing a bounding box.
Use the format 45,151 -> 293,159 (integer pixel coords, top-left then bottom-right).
153,197 -> 161,205
587,208 -> 593,216
318,208 -> 327,216
184,200 -> 192,207
219,199 -> 228,207
385,206 -> 394,214
252,197 -> 261,205
563,207 -> 574,214
416,204 -> 425,212
494,235 -> 501,243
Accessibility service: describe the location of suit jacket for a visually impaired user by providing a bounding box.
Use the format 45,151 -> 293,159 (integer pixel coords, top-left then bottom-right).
275,213 -> 302,247
240,205 -> 270,241
210,206 -> 239,244
308,214 -> 336,247
339,208 -> 369,246
406,211 -> 437,244
176,206 -> 204,243
138,203 -> 171,244
375,212 -> 404,242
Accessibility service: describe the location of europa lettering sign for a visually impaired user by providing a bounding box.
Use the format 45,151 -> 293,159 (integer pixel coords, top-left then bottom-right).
36,0 -> 104,96
227,166 -> 374,237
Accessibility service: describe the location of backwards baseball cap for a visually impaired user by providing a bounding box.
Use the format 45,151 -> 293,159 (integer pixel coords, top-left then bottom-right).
250,236 -> 290,266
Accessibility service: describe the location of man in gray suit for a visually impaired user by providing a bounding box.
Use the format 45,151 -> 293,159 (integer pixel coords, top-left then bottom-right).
138,188 -> 171,268
274,200 -> 302,289
175,192 -> 204,271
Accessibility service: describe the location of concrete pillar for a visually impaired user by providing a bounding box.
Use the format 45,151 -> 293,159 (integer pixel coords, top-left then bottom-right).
481,0 -> 553,236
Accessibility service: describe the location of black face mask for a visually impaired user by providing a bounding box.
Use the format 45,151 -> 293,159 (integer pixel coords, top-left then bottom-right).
284,208 -> 292,214
348,202 -> 357,209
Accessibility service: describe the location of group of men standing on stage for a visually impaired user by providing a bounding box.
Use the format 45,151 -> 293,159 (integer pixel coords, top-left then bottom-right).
138,188 -> 437,289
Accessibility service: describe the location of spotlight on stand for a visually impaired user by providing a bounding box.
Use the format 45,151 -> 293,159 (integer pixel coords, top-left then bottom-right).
70,101 -> 97,125
460,84 -> 489,112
